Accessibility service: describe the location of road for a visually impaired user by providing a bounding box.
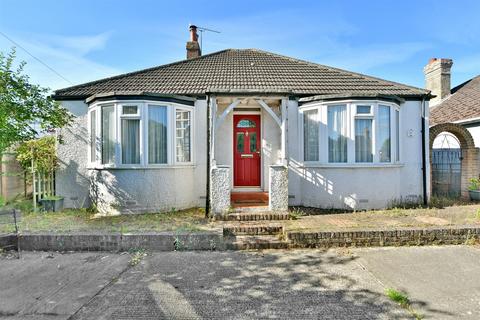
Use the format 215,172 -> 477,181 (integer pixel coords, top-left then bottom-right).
1,246 -> 479,319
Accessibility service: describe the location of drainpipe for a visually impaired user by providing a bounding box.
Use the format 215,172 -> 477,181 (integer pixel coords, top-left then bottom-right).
205,94 -> 211,217
421,97 -> 428,206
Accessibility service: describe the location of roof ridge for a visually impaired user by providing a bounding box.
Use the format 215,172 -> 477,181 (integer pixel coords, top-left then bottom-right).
249,48 -> 428,94
54,49 -> 233,94
451,74 -> 480,94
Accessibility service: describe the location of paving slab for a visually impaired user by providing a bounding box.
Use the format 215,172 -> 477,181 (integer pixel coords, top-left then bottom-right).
0,252 -> 130,319
355,245 -> 480,319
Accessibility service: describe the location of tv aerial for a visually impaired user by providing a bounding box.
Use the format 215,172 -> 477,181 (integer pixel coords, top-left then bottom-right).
195,25 -> 220,53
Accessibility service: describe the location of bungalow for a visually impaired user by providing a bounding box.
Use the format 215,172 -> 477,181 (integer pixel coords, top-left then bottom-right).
52,26 -> 431,215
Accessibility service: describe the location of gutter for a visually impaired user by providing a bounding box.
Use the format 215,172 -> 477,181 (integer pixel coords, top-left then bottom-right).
421,97 -> 428,206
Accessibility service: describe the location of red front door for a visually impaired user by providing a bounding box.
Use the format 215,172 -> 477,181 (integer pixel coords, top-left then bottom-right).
234,115 -> 261,187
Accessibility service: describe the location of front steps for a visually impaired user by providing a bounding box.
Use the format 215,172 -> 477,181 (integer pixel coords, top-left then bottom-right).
221,208 -> 291,250
231,192 -> 269,208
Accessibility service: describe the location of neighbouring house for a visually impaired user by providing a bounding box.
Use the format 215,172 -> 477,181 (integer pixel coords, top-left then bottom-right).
428,59 -> 480,146
426,58 -> 480,198
52,26 -> 431,215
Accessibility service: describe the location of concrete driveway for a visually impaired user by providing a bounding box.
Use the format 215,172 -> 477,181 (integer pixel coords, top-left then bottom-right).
0,246 -> 479,319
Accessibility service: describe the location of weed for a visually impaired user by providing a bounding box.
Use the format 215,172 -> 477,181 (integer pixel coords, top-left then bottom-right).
386,288 -> 409,306
385,288 -> 423,320
174,236 -> 185,251
475,209 -> 480,220
0,196 -> 5,207
289,207 -> 306,220
129,249 -> 147,266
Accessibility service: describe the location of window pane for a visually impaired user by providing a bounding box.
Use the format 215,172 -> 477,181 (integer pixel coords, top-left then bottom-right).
122,105 -> 138,115
101,106 -> 115,164
176,110 -> 191,162
355,119 -> 373,162
357,105 -> 371,114
237,119 -> 256,128
378,105 -> 391,162
236,133 -> 245,153
90,110 -> 96,162
396,109 -> 400,161
328,105 -> 348,162
304,109 -> 319,161
121,119 -> 140,164
250,132 -> 257,152
148,106 -> 167,164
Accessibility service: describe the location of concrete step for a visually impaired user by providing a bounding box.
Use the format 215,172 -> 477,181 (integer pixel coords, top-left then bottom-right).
225,235 -> 289,250
222,212 -> 290,221
223,224 -> 284,236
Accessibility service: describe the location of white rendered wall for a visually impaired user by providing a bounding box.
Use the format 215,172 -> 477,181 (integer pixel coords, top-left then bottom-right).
56,99 -> 207,214
466,125 -> 480,147
287,99 -> 426,210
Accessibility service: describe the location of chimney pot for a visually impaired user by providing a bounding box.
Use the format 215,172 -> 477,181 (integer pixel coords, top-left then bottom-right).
424,58 -> 453,106
186,25 -> 201,59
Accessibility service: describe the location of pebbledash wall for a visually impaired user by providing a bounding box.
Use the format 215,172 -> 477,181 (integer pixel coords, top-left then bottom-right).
57,98 -> 428,214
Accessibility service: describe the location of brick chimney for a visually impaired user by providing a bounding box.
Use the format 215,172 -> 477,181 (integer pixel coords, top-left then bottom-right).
424,58 -> 453,106
186,25 -> 201,59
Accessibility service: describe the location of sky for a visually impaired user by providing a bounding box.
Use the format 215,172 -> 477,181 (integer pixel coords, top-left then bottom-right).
1,0 -> 480,92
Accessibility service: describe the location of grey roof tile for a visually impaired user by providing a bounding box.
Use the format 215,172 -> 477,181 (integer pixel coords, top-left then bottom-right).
53,49 -> 428,99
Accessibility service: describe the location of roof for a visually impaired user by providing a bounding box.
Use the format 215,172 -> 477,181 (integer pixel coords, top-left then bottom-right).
53,49 -> 428,100
430,75 -> 480,125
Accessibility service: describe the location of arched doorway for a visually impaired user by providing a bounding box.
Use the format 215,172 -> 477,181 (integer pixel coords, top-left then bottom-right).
430,123 -> 479,199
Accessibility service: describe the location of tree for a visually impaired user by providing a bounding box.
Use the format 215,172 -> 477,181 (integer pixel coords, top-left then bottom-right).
0,48 -> 73,154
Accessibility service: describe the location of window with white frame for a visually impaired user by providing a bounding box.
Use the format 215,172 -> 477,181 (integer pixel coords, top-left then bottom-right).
101,105 -> 115,164
175,109 -> 191,162
302,101 -> 400,165
120,105 -> 140,164
88,100 -> 194,167
303,109 -> 319,161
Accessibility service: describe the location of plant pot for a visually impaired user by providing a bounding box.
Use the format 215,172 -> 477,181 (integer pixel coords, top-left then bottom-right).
469,190 -> 480,201
40,197 -> 64,212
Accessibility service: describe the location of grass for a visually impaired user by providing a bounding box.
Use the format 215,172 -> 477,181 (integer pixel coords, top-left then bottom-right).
285,200 -> 480,232
129,249 -> 147,266
385,288 -> 423,319
0,198 -> 214,234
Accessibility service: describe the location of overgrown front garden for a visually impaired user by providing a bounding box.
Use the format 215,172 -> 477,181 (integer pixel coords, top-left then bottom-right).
0,198 -> 215,234
286,198 -> 480,232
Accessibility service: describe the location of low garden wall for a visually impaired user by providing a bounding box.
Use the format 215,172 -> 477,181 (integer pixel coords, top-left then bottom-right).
287,227 -> 480,248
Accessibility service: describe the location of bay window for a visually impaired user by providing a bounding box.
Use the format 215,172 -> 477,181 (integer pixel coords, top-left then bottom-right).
302,100 -> 400,165
88,100 -> 194,167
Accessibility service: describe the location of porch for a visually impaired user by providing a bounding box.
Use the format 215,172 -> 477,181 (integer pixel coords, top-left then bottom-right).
207,96 -> 289,214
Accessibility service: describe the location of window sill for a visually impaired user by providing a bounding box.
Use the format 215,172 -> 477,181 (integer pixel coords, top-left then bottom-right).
87,164 -> 197,170
300,162 -> 405,169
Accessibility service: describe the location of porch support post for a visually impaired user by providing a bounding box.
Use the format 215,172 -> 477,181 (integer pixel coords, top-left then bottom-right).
280,98 -> 288,165
211,96 -> 217,165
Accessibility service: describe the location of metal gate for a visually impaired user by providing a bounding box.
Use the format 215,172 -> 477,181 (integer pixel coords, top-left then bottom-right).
432,149 -> 462,197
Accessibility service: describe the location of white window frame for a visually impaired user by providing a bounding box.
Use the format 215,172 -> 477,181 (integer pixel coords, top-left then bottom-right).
174,105 -> 195,165
118,103 -> 143,167
299,99 -> 401,167
87,99 -> 195,169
